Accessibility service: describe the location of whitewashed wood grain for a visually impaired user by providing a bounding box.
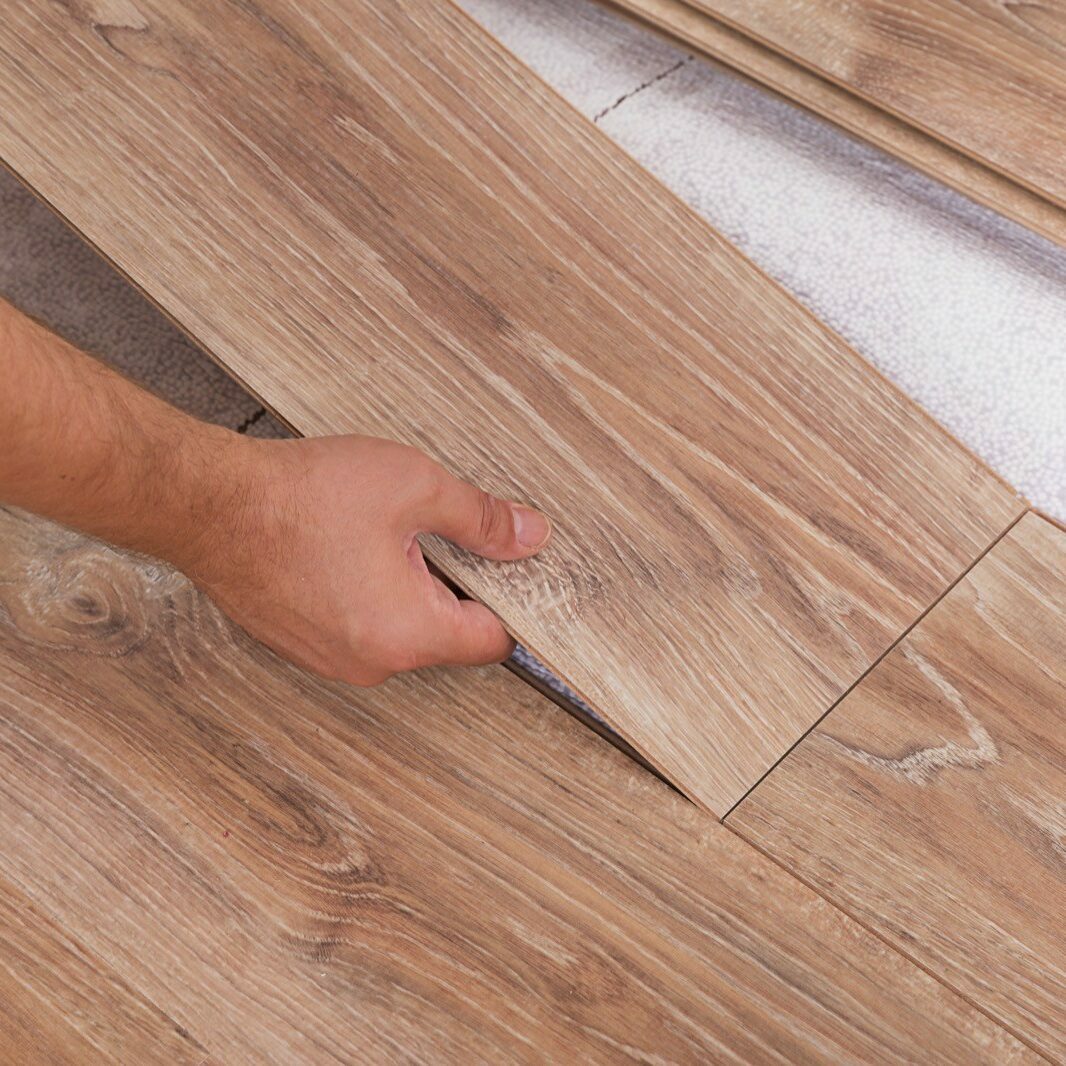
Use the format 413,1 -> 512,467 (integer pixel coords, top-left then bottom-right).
685,0 -> 1066,209
0,507 -> 1035,1062
731,512 -> 1066,1058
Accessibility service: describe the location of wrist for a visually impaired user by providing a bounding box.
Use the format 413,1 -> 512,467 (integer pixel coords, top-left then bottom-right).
137,419 -> 260,579
165,429 -> 303,595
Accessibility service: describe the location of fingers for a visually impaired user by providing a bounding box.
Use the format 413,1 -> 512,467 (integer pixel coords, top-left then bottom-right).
419,466 -> 551,561
357,575 -> 514,681
425,590 -> 516,667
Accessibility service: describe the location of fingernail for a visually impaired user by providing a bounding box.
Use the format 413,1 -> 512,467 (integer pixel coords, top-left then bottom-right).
512,505 -> 551,549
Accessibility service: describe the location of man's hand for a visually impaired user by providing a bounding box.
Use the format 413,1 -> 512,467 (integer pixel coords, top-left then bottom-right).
187,434 -> 550,685
0,299 -> 550,685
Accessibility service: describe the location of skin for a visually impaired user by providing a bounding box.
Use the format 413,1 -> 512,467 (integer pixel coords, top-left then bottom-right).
0,298 -> 551,684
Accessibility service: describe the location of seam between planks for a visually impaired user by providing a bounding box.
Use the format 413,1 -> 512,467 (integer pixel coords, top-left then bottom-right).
721,506 -> 1032,820
506,515 -> 1051,1060
721,505 -> 1053,1059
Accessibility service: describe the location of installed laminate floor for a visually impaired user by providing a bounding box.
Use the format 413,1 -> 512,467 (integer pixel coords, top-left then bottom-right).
0,507 -> 1034,1063
0,0 -> 1023,813
730,512 -> 1066,1058
0,877 -> 208,1065
684,0 -> 1066,209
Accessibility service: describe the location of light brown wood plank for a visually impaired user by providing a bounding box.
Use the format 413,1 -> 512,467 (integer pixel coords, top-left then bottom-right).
604,0 -> 1066,248
0,876 -> 208,1064
0,0 -> 1022,813
683,0 -> 1066,210
0,508 -> 1034,1062
730,512 -> 1066,1058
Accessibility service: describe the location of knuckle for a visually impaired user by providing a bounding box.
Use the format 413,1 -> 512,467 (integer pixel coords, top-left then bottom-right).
476,490 -> 509,546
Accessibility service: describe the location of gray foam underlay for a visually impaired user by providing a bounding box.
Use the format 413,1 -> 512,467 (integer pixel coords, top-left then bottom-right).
0,169 -> 260,430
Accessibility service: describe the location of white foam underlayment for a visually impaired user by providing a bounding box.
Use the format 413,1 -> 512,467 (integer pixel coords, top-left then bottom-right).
459,0 -> 1066,523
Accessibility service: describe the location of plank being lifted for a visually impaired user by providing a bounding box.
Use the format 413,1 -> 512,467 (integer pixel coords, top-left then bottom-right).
683,0 -> 1066,211
0,0 -> 1022,812
0,508 -> 1034,1062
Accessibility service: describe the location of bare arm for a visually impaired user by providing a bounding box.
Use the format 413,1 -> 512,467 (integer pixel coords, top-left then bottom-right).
0,299 -> 551,683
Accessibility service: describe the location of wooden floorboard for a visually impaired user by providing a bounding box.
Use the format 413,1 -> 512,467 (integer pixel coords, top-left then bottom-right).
0,507 -> 1036,1062
0,0 -> 1024,813
685,0 -> 1066,210
0,876 -> 207,1064
604,0 -> 1066,248
730,512 -> 1066,1059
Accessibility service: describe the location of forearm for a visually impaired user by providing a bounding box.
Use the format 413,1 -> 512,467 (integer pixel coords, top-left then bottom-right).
0,298 -> 256,573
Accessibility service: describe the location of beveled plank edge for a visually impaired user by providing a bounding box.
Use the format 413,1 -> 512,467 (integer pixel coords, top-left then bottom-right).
1034,507 -> 1066,535
600,0 -> 1066,249
678,0 -> 1066,215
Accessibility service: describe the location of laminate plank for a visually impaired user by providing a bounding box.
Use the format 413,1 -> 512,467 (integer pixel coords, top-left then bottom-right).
730,512 -> 1066,1058
604,0 -> 1066,249
0,508 -> 1034,1062
683,0 -> 1066,210
0,876 -> 207,1064
0,0 -> 1023,813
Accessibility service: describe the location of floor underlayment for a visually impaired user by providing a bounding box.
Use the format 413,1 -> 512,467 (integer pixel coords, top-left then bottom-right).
0,0 -> 1060,711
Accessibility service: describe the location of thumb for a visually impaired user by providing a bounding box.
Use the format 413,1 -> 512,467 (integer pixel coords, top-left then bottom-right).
422,469 -> 551,561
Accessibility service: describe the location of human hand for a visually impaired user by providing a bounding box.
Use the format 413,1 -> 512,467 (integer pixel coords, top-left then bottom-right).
0,302 -> 548,683
184,434 -> 551,685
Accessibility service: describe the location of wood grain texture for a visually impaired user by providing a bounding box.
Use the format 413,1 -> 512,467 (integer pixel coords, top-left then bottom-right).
0,508 -> 1035,1063
604,0 -> 1066,248
684,0 -> 1066,210
0,877 -> 208,1065
730,512 -> 1066,1058
0,0 -> 1023,813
